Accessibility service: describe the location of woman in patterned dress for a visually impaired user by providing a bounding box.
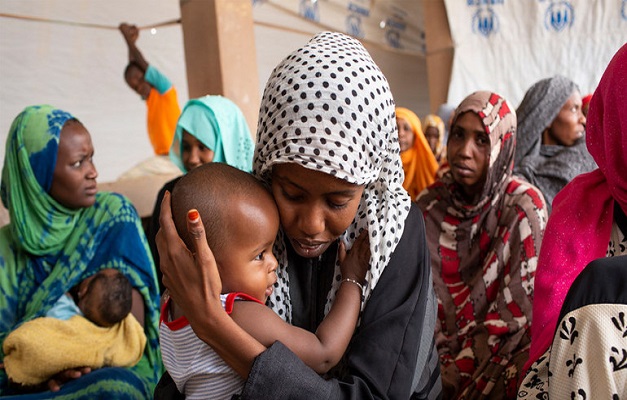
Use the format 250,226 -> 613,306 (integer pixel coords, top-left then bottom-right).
416,91 -> 548,399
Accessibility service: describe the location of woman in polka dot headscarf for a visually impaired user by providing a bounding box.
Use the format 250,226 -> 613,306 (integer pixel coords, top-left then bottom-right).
156,32 -> 441,399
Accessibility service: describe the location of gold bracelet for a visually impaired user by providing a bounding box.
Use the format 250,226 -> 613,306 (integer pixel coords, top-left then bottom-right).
341,278 -> 364,300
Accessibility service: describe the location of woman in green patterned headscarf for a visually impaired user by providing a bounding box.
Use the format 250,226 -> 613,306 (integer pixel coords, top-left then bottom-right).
0,105 -> 162,398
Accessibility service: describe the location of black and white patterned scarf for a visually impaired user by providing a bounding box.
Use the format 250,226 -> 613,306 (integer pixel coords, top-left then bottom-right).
253,32 -> 411,322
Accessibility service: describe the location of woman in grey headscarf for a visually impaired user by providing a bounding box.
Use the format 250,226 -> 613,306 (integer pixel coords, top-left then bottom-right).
514,75 -> 596,213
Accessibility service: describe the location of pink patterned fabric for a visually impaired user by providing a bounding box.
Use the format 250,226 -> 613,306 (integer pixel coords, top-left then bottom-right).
525,42 -> 627,373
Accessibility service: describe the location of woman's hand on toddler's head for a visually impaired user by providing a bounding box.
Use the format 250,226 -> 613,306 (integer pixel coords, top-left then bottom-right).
157,192 -> 222,326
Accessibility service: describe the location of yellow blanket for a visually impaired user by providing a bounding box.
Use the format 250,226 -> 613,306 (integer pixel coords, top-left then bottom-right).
2,314 -> 146,386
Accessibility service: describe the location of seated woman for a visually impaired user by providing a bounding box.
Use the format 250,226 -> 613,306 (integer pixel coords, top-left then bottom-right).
416,91 -> 548,399
395,107 -> 439,199
155,32 -> 441,399
423,113 -> 447,164
0,105 -> 161,398
147,95 -> 254,290
514,75 -> 596,213
518,42 -> 627,399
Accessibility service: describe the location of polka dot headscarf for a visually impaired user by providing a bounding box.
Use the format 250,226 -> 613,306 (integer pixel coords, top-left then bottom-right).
253,31 -> 411,321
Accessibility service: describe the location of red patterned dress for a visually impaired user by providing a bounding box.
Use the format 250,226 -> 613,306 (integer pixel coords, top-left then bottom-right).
416,91 -> 548,399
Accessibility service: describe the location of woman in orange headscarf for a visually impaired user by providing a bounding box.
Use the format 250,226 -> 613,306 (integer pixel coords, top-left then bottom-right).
396,107 -> 439,199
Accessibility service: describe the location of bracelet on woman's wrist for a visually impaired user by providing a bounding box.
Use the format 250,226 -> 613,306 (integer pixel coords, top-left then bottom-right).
341,278 -> 364,301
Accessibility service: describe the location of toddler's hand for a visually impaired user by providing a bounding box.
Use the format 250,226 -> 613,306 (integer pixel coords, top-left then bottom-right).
338,230 -> 370,284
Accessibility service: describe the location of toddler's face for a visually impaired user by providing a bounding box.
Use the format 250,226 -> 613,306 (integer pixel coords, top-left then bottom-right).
215,193 -> 280,302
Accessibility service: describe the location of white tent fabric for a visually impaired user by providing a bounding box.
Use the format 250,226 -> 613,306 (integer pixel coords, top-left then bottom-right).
0,0 -> 429,183
444,0 -> 627,108
261,0 -> 426,54
0,1 -> 186,182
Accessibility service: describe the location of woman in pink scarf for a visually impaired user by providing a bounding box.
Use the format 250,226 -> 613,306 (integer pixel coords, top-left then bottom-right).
518,42 -> 627,398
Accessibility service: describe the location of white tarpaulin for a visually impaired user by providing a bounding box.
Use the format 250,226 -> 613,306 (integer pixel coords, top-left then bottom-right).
0,0 -> 429,183
444,0 -> 627,108
261,0 -> 426,54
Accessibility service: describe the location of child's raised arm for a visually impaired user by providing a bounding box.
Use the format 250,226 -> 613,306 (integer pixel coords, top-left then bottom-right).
230,230 -> 370,374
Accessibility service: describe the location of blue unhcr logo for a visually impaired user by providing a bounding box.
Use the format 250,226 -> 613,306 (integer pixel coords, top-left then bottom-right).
346,2 -> 368,38
472,7 -> 499,36
382,17 -> 405,49
386,30 -> 401,48
545,1 -> 574,32
299,0 -> 320,22
623,0 -> 627,20
346,14 -> 364,38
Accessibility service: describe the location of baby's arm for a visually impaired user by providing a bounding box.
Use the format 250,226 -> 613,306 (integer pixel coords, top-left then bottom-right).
231,231 -> 369,374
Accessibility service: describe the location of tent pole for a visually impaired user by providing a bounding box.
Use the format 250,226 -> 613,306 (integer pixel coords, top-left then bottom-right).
179,0 -> 260,137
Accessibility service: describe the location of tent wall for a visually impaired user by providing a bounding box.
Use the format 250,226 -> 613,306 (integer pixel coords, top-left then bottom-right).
0,0 -> 430,183
444,0 -> 627,108
423,0 -> 454,113
181,0 -> 260,135
0,1 -> 187,182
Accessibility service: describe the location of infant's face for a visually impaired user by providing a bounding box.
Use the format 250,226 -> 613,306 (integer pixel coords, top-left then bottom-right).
77,269 -> 117,326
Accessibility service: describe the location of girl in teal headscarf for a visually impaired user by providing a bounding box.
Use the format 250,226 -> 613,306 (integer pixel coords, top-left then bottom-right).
148,95 -> 254,288
168,95 -> 254,173
0,105 -> 162,398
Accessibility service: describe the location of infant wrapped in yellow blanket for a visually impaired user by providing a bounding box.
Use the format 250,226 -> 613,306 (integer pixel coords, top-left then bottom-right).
2,313 -> 146,386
